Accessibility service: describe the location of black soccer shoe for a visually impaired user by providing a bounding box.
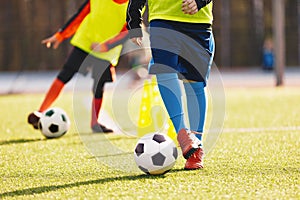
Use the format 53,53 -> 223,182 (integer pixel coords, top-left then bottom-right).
27,111 -> 42,129
92,124 -> 113,133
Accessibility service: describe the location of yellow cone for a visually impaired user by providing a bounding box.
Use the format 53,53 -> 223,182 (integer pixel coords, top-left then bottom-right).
137,76 -> 177,143
166,118 -> 177,142
137,79 -> 155,136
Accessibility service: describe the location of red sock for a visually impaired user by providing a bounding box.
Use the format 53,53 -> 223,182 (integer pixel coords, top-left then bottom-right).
39,78 -> 65,112
91,98 -> 102,127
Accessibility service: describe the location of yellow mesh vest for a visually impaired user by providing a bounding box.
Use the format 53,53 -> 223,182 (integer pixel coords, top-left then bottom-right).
71,0 -> 128,65
148,1 -> 213,24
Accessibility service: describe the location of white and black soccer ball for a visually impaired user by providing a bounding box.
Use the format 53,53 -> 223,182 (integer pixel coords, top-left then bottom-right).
38,107 -> 71,139
134,133 -> 178,175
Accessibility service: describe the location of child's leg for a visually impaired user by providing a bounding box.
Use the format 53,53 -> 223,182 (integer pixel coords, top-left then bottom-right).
39,47 -> 87,112
91,97 -> 103,127
183,81 -> 206,141
90,61 -> 113,133
156,73 -> 186,133
39,78 -> 65,112
28,76 -> 66,129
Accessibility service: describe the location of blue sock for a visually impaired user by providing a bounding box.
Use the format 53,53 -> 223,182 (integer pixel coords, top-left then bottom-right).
156,73 -> 186,133
183,82 -> 206,140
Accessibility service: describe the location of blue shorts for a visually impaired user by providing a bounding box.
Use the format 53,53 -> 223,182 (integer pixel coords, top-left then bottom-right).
149,20 -> 215,83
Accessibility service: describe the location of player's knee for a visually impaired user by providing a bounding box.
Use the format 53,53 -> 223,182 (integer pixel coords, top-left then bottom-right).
57,68 -> 76,83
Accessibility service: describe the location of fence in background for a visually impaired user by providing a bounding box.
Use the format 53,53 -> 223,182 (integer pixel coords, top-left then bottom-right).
0,0 -> 299,71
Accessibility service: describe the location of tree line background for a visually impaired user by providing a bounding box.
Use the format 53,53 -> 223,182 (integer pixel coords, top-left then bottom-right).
0,0 -> 299,71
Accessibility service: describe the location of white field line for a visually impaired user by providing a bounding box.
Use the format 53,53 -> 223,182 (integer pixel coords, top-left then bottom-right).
219,126 -> 300,133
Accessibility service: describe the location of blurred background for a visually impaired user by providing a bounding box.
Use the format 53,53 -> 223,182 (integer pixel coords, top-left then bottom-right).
0,0 -> 299,74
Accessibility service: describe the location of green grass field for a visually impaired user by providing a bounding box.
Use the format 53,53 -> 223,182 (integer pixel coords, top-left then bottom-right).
0,86 -> 299,199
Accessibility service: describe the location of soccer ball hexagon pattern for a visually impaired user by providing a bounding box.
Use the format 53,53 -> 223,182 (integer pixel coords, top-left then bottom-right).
38,107 -> 71,139
134,133 -> 178,175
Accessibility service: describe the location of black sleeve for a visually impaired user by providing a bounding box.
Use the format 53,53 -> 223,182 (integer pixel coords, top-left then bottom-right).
195,0 -> 212,10
126,0 -> 147,38
59,0 -> 90,32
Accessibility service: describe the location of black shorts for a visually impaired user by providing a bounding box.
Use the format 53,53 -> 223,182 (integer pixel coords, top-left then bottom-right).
58,46 -> 113,84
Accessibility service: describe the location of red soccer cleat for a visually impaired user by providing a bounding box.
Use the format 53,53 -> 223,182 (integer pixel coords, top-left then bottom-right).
184,147 -> 204,170
177,128 -> 201,159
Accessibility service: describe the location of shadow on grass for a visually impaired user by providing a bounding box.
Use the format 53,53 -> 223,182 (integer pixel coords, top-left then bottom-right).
0,138 -> 43,145
79,132 -> 137,139
78,132 -> 138,143
87,151 -> 133,159
0,132 -> 79,146
0,173 -> 168,198
0,129 -> 84,146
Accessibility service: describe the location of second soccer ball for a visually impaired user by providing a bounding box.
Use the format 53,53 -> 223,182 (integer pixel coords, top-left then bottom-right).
38,107 -> 71,139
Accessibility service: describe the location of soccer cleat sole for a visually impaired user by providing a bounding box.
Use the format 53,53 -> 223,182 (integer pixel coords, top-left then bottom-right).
184,148 -> 204,170
184,165 -> 204,170
92,124 -> 113,133
27,112 -> 41,129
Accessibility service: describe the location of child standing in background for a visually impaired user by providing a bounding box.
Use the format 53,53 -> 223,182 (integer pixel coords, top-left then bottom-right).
28,0 -> 129,133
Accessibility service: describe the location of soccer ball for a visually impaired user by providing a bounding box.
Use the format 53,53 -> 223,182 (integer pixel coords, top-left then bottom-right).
38,107 -> 71,139
134,133 -> 178,175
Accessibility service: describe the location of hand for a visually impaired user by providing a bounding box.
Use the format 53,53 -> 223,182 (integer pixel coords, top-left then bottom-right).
182,0 -> 199,15
41,35 -> 61,49
91,43 -> 109,52
130,37 -> 143,47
